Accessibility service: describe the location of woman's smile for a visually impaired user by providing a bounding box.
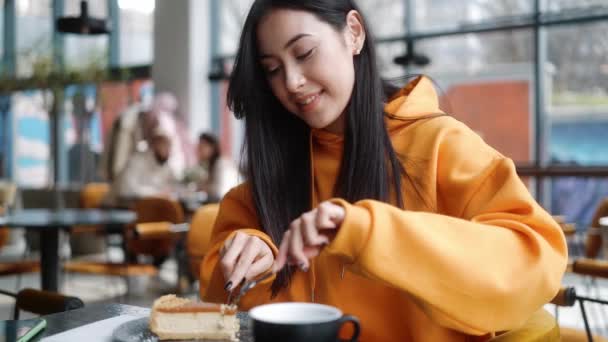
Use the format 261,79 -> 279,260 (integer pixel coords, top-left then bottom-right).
295,90 -> 323,113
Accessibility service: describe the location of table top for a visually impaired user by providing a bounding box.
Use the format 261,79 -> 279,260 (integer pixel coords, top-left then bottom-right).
5,303 -> 149,340
0,209 -> 136,229
4,303 -> 253,341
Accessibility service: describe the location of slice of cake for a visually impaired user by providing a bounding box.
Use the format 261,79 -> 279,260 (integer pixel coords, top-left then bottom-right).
149,294 -> 238,341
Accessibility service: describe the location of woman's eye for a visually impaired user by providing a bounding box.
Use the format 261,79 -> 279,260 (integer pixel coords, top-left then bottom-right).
265,66 -> 281,76
296,48 -> 315,61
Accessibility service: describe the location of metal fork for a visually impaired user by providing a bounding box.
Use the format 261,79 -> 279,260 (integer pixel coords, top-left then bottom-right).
226,271 -> 275,307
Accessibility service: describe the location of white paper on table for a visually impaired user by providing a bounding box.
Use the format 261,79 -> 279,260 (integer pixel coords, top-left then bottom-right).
41,315 -> 141,342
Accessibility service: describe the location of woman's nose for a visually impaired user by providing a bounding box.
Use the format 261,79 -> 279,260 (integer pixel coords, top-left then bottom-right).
285,67 -> 306,93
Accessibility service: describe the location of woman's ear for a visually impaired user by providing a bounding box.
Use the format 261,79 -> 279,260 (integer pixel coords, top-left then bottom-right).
345,10 -> 366,55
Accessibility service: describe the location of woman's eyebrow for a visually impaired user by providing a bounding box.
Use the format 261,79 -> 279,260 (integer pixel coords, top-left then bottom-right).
260,33 -> 312,59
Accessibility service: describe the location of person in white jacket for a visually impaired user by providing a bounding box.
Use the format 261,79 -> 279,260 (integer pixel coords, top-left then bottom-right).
101,92 -> 191,183
105,117 -> 178,207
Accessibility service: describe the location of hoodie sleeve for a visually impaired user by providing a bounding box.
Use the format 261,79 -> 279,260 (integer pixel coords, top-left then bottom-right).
324,119 -> 568,335
199,184 -> 278,307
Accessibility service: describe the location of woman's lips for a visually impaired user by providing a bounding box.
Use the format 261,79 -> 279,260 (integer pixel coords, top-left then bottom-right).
296,91 -> 323,113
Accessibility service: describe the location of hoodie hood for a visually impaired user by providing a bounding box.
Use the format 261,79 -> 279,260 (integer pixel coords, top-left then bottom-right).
312,75 -> 445,143
384,75 -> 445,120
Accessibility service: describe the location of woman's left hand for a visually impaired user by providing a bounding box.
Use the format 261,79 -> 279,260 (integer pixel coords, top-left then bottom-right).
272,201 -> 345,272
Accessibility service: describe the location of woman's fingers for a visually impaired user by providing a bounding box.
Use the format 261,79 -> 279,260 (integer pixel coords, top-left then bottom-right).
220,232 -> 248,279
272,203 -> 346,274
225,236 -> 264,290
301,211 -> 329,246
303,246 -> 321,259
245,252 -> 274,280
273,229 -> 292,272
219,236 -> 234,257
316,201 -> 345,229
289,222 -> 308,270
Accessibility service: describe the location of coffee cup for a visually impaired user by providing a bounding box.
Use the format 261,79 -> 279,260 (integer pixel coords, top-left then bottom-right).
249,302 -> 360,342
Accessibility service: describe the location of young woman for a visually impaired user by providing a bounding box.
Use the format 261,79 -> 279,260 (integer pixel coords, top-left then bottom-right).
184,132 -> 241,200
200,1 -> 567,341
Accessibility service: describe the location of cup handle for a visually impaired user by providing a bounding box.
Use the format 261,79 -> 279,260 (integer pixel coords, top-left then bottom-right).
338,315 -> 360,342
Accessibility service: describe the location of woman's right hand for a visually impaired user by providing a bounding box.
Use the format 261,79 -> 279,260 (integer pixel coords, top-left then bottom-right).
220,232 -> 274,291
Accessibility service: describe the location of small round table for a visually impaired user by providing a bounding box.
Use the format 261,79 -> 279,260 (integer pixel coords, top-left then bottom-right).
0,209 -> 136,292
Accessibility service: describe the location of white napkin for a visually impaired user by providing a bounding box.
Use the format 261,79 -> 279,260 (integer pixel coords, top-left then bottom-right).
41,315 -> 141,342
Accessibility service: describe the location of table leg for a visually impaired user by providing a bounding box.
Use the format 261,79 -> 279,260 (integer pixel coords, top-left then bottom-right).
40,229 -> 60,292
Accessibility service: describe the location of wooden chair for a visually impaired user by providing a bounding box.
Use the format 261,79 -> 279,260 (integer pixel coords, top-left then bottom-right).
585,198 -> 608,259
69,183 -> 112,257
0,183 -> 40,284
557,211 -> 608,341
0,288 -> 84,320
550,286 -> 608,342
80,183 -> 110,209
0,254 -> 39,278
559,221 -> 584,258
186,204 -> 220,280
71,182 -> 111,234
127,196 -> 185,261
64,197 -> 185,293
489,309 -> 560,341
555,256 -> 608,341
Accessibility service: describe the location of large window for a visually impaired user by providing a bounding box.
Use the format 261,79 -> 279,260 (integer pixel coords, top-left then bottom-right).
412,0 -> 533,31
546,21 -> 608,227
546,0 -> 608,11
219,0 -> 252,56
63,0 -> 108,71
16,0 -> 52,77
0,0 -> 4,68
406,30 -> 535,164
359,0 -> 406,37
118,0 -> 154,66
547,22 -> 608,166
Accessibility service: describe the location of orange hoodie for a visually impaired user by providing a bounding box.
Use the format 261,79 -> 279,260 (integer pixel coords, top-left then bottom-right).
200,76 -> 567,341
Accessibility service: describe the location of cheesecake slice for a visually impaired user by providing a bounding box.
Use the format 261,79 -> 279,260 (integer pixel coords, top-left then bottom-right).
149,295 -> 238,341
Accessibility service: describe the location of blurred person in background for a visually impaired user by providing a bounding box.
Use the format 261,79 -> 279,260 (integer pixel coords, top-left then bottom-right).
101,92 -> 192,183
183,132 -> 240,201
104,114 -> 178,207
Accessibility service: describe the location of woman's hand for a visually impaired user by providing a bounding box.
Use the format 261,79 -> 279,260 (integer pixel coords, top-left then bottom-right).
273,201 -> 346,272
220,232 -> 274,291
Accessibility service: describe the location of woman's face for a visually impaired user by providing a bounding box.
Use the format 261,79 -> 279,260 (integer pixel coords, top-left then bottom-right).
257,9 -> 363,134
198,140 -> 215,162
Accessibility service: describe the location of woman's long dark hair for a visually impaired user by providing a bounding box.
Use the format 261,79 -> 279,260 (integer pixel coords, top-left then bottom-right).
227,0 -> 404,296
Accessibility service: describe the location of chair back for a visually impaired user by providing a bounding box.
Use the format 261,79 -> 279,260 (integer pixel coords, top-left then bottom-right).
585,198 -> 608,258
80,183 -> 110,209
0,206 -> 8,248
14,288 -> 84,320
0,182 -> 16,249
490,309 -> 560,341
187,203 -> 220,279
133,197 -> 184,224
128,196 -> 185,257
72,183 -> 111,235
0,228 -> 8,249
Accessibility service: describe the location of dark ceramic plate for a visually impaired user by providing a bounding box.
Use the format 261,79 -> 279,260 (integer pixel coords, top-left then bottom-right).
112,313 -> 252,342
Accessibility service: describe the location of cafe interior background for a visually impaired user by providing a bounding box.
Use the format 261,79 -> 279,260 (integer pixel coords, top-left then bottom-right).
0,0 -> 607,338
